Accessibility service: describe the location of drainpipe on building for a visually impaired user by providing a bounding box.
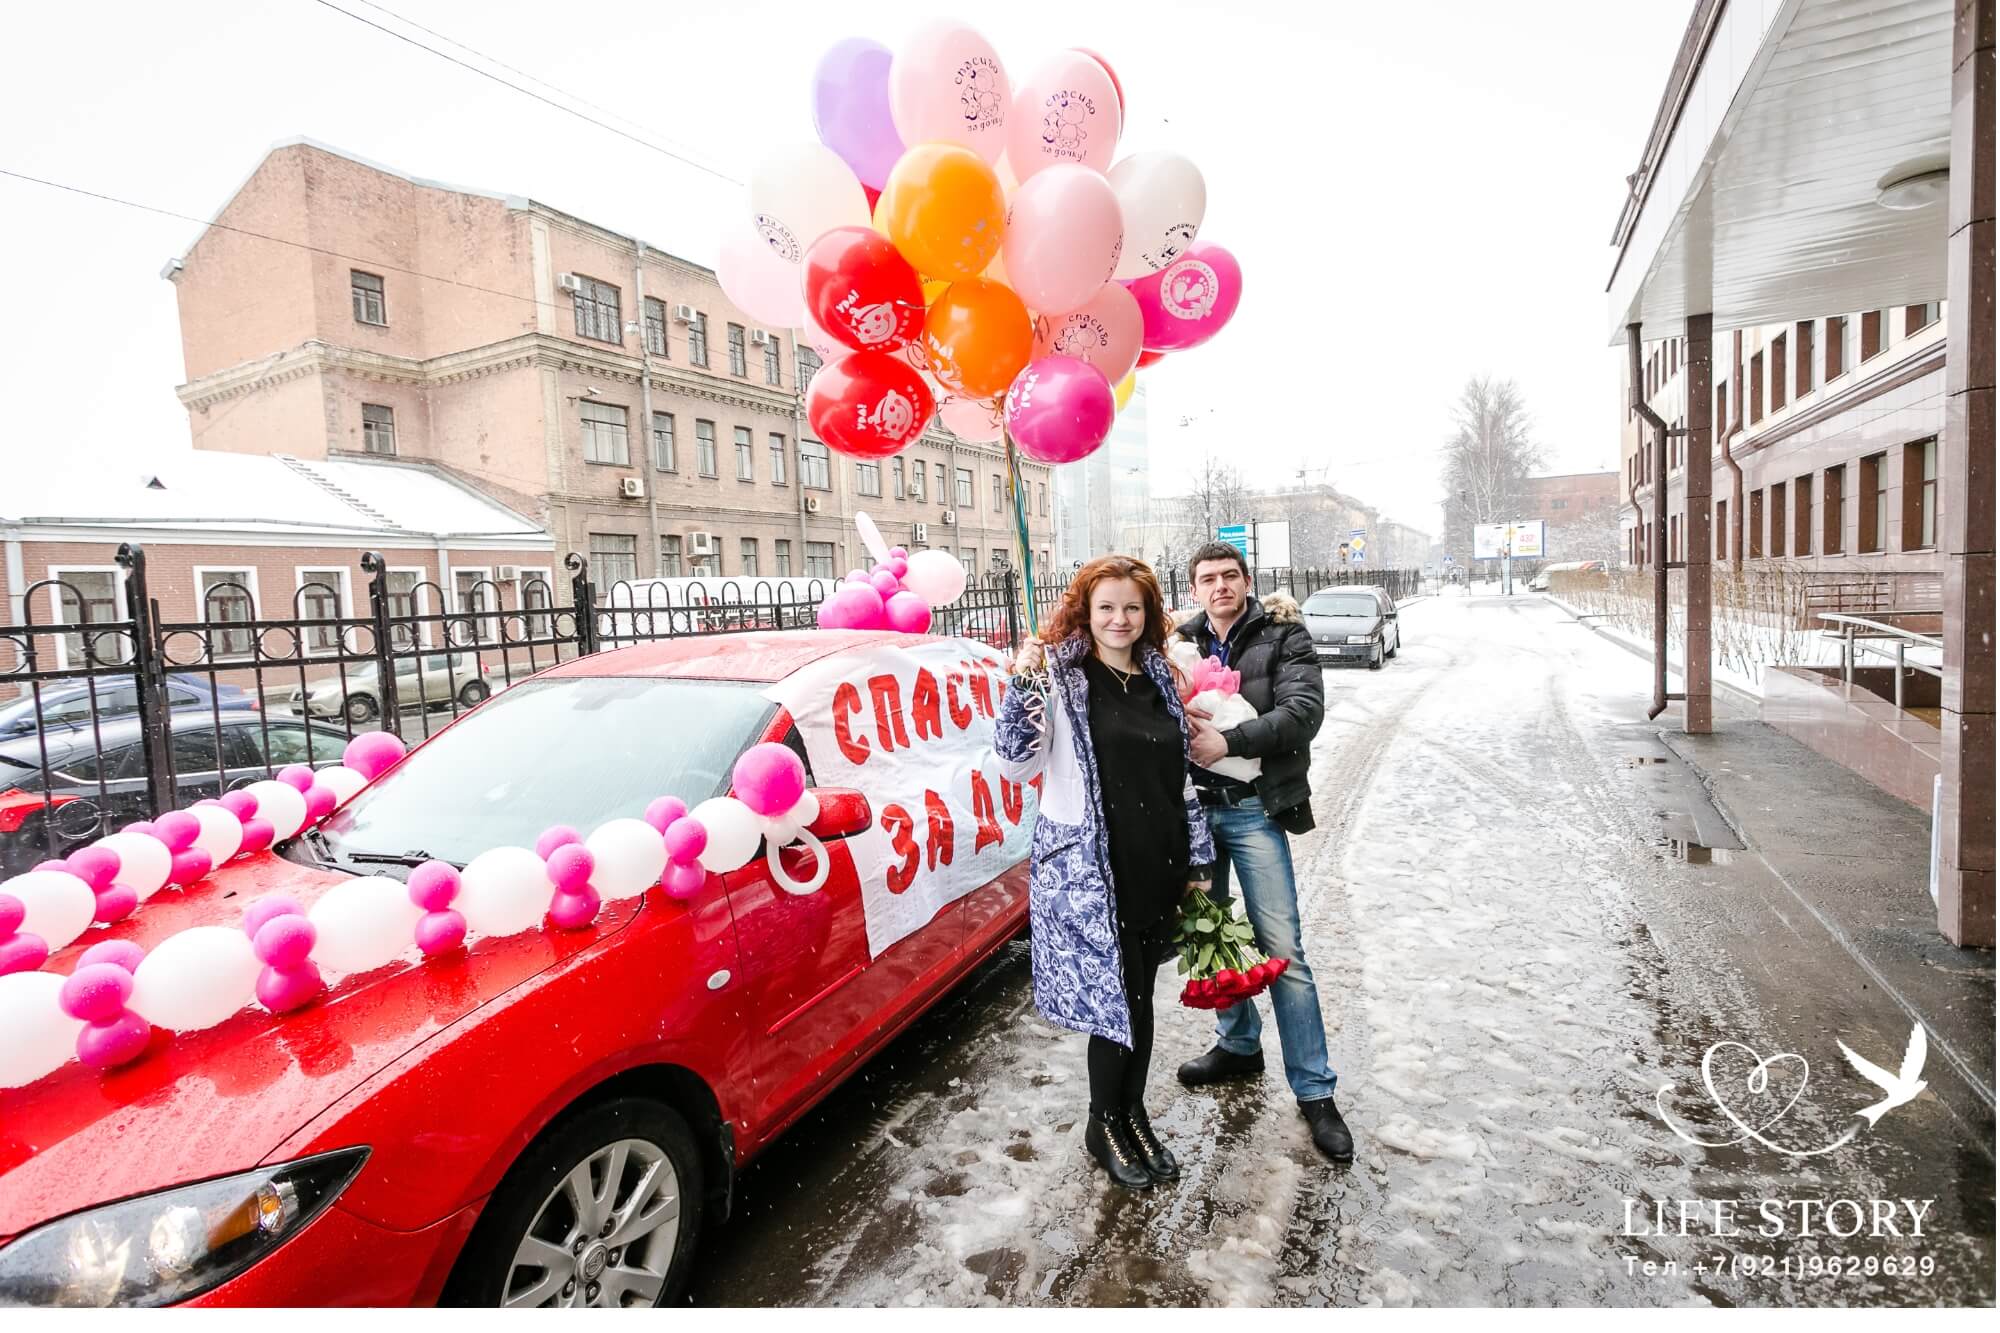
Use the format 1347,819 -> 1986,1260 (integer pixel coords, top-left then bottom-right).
792,364 -> 809,567
633,242 -> 664,578
1628,324 -> 1673,721
3,522 -> 24,626
1719,419 -> 1744,569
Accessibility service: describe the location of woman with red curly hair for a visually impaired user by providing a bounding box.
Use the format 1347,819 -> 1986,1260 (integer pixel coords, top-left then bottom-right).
994,556 -> 1215,1191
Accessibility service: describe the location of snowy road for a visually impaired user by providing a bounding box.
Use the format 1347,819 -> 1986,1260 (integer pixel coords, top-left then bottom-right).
690,593 -> 1994,1307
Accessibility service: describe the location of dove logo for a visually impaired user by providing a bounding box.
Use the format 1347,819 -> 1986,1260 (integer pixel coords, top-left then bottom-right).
1654,1023 -> 1929,1157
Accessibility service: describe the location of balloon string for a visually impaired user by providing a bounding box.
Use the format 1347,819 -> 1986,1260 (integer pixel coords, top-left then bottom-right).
1005,427 -> 1039,639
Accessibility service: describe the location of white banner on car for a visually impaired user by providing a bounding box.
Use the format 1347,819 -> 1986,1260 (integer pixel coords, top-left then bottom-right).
766,639 -> 1038,959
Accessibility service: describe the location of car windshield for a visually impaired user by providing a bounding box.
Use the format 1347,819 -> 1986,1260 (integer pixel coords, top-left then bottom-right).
1304,594 -> 1379,618
316,676 -> 775,865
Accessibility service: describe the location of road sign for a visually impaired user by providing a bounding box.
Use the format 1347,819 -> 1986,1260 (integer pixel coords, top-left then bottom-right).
1216,524 -> 1251,558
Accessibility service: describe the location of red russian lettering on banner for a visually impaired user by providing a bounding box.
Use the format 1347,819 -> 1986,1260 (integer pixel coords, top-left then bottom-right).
969,770 -> 1002,853
868,674 -> 912,752
1000,777 -> 1025,826
910,668 -> 944,742
945,671 -> 974,731
969,670 -> 995,720
923,789 -> 956,870
833,681 -> 869,764
881,804 -> 918,894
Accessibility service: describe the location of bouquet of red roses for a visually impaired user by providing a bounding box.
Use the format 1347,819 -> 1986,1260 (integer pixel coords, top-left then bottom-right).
1174,888 -> 1288,1011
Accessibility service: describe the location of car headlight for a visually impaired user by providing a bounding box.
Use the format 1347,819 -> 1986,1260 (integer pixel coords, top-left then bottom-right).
0,1147 -> 367,1308
1346,634 -> 1376,645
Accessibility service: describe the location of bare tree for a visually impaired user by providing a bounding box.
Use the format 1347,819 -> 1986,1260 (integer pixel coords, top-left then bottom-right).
1161,452 -> 1250,572
1440,376 -> 1545,558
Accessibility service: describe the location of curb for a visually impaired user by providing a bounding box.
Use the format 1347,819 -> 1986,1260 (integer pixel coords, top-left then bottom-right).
1540,593 -> 1762,710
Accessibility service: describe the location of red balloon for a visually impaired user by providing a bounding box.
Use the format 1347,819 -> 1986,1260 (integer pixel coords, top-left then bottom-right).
802,226 -> 925,353
1072,47 -> 1126,118
806,350 -> 936,458
1137,349 -> 1168,368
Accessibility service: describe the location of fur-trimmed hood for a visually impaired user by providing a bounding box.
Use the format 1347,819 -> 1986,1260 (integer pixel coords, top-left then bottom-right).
1172,592 -> 1301,639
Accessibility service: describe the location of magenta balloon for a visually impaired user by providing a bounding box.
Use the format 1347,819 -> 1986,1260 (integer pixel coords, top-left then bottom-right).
885,592 -> 934,634
733,742 -> 807,817
1130,240 -> 1243,353
812,38 -> 906,191
1004,356 -> 1116,464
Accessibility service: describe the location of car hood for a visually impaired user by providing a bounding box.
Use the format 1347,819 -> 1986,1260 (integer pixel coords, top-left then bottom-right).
0,852 -> 639,1240
1303,612 -> 1380,634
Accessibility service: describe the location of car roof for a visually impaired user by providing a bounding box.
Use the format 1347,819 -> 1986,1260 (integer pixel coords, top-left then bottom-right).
0,709 -> 325,762
539,629 -> 934,685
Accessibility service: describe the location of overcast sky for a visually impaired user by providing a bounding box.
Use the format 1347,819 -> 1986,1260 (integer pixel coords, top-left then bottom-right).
0,0 -> 1690,536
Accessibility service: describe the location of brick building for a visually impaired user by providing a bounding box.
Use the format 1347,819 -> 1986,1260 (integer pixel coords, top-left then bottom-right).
167,141 -> 1055,592
1521,471 -> 1620,563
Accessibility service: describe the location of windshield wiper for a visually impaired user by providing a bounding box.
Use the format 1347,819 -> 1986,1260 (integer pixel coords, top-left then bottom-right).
344,848 -> 452,868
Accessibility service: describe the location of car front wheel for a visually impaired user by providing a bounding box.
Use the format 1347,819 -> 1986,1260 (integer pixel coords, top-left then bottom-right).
344,694 -> 378,724
459,679 -> 491,707
1369,644 -> 1384,670
443,1098 -> 703,1308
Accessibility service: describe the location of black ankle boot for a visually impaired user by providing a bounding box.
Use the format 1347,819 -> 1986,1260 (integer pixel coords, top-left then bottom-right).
1084,1111 -> 1155,1189
1299,1097 -> 1355,1161
1177,1044 -> 1265,1087
1124,1103 -> 1179,1181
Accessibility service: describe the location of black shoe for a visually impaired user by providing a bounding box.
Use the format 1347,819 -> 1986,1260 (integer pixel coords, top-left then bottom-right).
1084,1111 -> 1156,1189
1124,1103 -> 1180,1182
1299,1097 -> 1354,1161
1176,1045 -> 1265,1088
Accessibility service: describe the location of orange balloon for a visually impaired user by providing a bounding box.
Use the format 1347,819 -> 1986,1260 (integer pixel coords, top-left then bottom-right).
923,279 -> 1033,398
881,143 -> 1006,281
920,277 -> 950,306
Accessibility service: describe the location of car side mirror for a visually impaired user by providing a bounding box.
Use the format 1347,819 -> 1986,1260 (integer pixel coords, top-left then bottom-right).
807,787 -> 872,841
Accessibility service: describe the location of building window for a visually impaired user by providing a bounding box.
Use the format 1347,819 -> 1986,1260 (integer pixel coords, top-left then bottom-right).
959,548 -> 977,579
805,542 -> 836,578
1716,382 -> 1728,437
50,569 -> 124,669
991,474 -> 1003,512
1748,490 -> 1765,558
956,468 -> 974,508
1796,321 -> 1816,395
520,569 -> 554,638
644,297 -> 668,356
296,569 -> 348,654
660,535 -> 683,578
1825,315 -> 1848,380
1859,452 -> 1888,552
385,569 -> 421,623
351,270 -> 386,326
800,440 -> 831,490
1038,482 -> 1047,516
688,312 -> 709,367
453,570 -> 497,644
736,426 -> 755,482
764,335 -> 782,386
1861,310 -> 1884,361
892,457 -> 905,499
581,401 -> 631,465
1823,465 -> 1846,554
197,570 -> 257,659
1770,480 -> 1787,557
1748,352 -> 1764,425
361,403 -> 396,455
769,433 -> 788,485
1906,303 -> 1940,336
1715,500 -> 1728,561
796,345 -> 821,388
1770,333 -> 1788,411
774,539 -> 792,576
1550,497 -> 1569,511
652,412 -> 676,471
728,323 -> 748,376
857,460 -> 883,497
690,540 -> 719,577
1793,476 -> 1812,557
696,420 -> 718,477
911,459 -> 927,502
1905,438 -> 1937,549
571,275 -> 622,345
739,538 -> 760,577
589,533 -> 638,593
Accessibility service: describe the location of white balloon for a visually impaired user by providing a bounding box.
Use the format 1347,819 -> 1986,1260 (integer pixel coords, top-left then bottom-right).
307,875 -> 423,975
458,847 -> 555,938
128,926 -> 261,1032
189,805 -> 244,866
902,549 -> 969,607
747,143 -> 869,267
316,766 -> 369,807
786,789 -> 821,833
1109,152 -> 1207,279
691,798 -> 762,874
0,972 -> 84,1088
855,512 -> 891,565
767,829 -> 832,896
243,780 -> 309,841
93,831 -> 173,900
585,818 -> 669,901
2,870 -> 95,952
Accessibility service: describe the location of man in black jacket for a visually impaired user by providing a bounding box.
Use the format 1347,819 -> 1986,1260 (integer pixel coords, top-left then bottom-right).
1176,541 -> 1353,1161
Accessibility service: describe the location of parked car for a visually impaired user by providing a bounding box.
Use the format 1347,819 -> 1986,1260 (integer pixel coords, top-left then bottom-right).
1528,560 -> 1606,592
292,653 -> 489,724
1301,586 -> 1401,669
0,632 -> 1028,1306
0,712 -> 352,872
0,673 -> 257,739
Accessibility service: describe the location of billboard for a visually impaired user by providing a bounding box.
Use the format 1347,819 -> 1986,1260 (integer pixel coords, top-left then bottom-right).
1473,521 -> 1546,559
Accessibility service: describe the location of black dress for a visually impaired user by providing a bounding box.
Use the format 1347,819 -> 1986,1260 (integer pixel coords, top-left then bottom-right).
1081,654 -> 1193,949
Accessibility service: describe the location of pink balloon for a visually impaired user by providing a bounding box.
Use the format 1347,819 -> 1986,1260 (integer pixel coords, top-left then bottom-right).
869,570 -> 902,599
303,785 -> 337,822
1002,165 -> 1122,315
277,765 -> 316,793
663,817 -> 708,865
154,810 -> 201,854
78,939 -> 143,973
886,592 -> 934,634
0,894 -> 21,935
343,731 -> 407,782
169,848 -> 213,886
1129,240 -> 1243,353
644,797 -> 689,834
888,19 -> 1011,164
92,885 -> 139,924
818,584 -> 886,631
937,395 -> 1004,442
1007,51 -> 1122,181
1035,281 -> 1142,385
122,821 -> 159,838
548,886 -> 602,930
719,220 -> 805,329
243,894 -> 306,938
547,844 -> 596,894
407,861 -> 462,912
77,1012 -> 152,1070
60,963 -> 133,1023
534,825 -> 582,860
255,963 -> 324,1014
237,818 -> 275,856
888,546 -> 909,559
1004,356 -> 1116,464
733,743 -> 807,818
664,861 -> 708,901
0,933 -> 49,976
416,909 -> 467,957
253,915 -> 317,969
65,846 -> 122,892
885,556 -> 910,579
220,789 -> 260,821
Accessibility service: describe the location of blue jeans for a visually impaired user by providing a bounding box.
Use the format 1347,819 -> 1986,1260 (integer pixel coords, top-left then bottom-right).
1205,798 -> 1338,1102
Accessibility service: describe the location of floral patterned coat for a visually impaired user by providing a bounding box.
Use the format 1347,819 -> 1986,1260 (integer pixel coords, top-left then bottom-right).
994,634 -> 1215,1048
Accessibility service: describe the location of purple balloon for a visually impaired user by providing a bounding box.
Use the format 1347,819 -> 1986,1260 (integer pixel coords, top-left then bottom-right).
1004,356 -> 1116,465
1130,240 -> 1243,353
812,37 -> 906,191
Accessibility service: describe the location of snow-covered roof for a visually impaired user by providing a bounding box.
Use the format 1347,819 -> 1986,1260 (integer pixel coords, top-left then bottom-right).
3,452 -> 549,550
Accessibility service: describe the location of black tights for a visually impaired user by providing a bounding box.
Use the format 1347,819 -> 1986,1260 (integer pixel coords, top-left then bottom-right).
1087,933 -> 1159,1115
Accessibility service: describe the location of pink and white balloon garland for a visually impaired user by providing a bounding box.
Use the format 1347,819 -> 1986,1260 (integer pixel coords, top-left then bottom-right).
815,510 -> 969,633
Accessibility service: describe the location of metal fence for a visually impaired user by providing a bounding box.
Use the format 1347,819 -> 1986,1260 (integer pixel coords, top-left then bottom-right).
2,543 -> 1413,868
1160,564 -> 1423,609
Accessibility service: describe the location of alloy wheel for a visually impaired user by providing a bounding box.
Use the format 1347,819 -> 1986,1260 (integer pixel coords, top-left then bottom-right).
501,1138 -> 680,1308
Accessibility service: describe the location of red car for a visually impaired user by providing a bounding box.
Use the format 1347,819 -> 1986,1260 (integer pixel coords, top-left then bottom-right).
0,632 -> 1029,1307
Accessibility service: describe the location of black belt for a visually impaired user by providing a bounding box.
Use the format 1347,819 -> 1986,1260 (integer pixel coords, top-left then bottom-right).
1197,782 -> 1260,808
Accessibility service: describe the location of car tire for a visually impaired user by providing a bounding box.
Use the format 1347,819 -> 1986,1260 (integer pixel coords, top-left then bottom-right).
1368,647 -> 1383,671
345,694 -> 378,724
443,1097 -> 704,1309
458,679 -> 491,707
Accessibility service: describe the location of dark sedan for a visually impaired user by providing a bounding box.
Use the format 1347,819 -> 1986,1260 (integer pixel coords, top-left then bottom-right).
0,673 -> 258,738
